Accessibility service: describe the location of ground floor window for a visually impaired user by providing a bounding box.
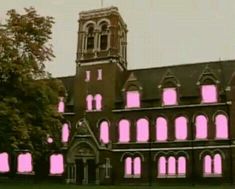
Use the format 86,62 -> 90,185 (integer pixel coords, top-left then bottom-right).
124,156 -> 141,178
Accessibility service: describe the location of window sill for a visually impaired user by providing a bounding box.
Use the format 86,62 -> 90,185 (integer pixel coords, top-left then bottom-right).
17,171 -> 35,175
124,175 -> 141,178
86,110 -> 102,112
157,174 -> 186,178
203,174 -> 222,178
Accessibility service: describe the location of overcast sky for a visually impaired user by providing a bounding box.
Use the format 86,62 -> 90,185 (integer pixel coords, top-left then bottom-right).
1,0 -> 235,77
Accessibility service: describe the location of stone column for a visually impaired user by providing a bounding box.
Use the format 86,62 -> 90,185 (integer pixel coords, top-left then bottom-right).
82,159 -> 88,184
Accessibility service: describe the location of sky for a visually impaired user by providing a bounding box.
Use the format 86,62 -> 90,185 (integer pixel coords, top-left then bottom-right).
1,0 -> 235,77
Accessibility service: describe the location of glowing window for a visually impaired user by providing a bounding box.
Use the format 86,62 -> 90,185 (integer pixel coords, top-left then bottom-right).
204,155 -> 212,175
100,121 -> 109,144
62,123 -> 69,143
156,117 -> 167,141
178,156 -> 186,175
158,156 -> 166,176
126,91 -> 140,108
50,154 -> 64,175
47,137 -> 53,144
215,114 -> 228,139
97,69 -> 102,80
58,97 -> 64,113
162,88 -> 177,106
86,95 -> 93,111
201,85 -> 217,103
175,116 -> 187,140
119,119 -> 130,143
95,94 -> 102,111
214,154 -> 222,174
136,118 -> 149,142
125,157 -> 132,176
85,70 -> 90,82
168,156 -> 176,175
0,152 -> 10,173
17,152 -> 33,173
133,157 -> 141,177
195,115 -> 207,139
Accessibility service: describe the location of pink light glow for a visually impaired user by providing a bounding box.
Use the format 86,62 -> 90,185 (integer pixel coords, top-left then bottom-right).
47,137 -> 53,144
133,157 -> 141,176
17,153 -> 33,173
119,119 -> 130,143
58,97 -> 64,113
85,70 -> 90,82
156,117 -> 167,141
204,155 -> 212,174
178,156 -> 186,175
201,85 -> 217,103
215,114 -> 228,139
95,94 -> 102,111
136,118 -> 149,142
214,154 -> 222,174
100,121 -> 109,144
86,95 -> 93,111
62,123 -> 69,143
0,152 -> 10,173
50,154 -> 64,175
158,156 -> 166,175
125,157 -> 132,176
163,88 -> 177,106
168,156 -> 176,175
97,69 -> 102,80
195,115 -> 207,139
175,116 -> 187,140
126,91 -> 140,108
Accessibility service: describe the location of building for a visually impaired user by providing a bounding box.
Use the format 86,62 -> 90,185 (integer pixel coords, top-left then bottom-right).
3,6 -> 234,185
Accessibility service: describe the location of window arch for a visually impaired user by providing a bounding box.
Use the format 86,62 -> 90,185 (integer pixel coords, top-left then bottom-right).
118,119 -> 130,143
175,116 -> 187,140
136,118 -> 149,142
86,95 -> 93,111
195,115 -> 208,139
86,24 -> 95,50
99,120 -> 109,144
201,84 -> 217,103
94,94 -> 102,111
49,154 -> 64,175
17,152 -> 33,173
0,152 -> 10,173
215,114 -> 228,139
156,117 -> 168,141
62,123 -> 69,143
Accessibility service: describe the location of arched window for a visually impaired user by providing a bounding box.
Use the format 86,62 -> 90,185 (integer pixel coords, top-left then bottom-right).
158,156 -> 166,176
50,154 -> 64,175
62,123 -> 69,143
162,88 -> 177,106
100,22 -> 108,50
136,118 -> 149,142
118,119 -> 130,143
215,114 -> 228,139
156,117 -> 167,141
86,95 -> 93,111
99,120 -> 109,144
0,152 -> 10,173
203,155 -> 212,175
175,116 -> 187,140
17,152 -> 33,173
214,154 -> 222,174
86,24 -> 94,50
125,157 -> 132,176
201,84 -> 217,103
133,157 -> 141,177
58,97 -> 64,113
168,156 -> 176,175
94,94 -> 102,111
195,115 -> 208,139
178,156 -> 186,175
126,90 -> 140,108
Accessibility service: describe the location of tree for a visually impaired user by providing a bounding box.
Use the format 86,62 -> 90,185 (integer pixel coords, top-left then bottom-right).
0,7 -> 65,176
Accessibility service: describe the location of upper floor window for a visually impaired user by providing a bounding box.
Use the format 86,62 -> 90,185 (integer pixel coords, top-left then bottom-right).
201,84 -> 217,103
87,25 -> 94,50
156,117 -> 168,141
175,116 -> 187,140
17,152 -> 33,174
100,23 -> 108,50
99,120 -> 109,144
162,88 -> 177,106
61,123 -> 69,143
85,70 -> 90,82
203,154 -> 222,177
86,95 -> 93,111
136,118 -> 149,142
126,91 -> 140,108
94,94 -> 102,111
0,152 -> 10,173
118,119 -> 130,143
97,69 -> 102,80
49,154 -> 64,175
58,97 -> 64,113
195,115 -> 208,139
215,114 -> 228,139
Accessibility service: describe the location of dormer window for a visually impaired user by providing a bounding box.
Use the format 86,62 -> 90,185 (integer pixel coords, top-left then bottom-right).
162,87 -> 177,106
201,84 -> 217,103
126,90 -> 140,108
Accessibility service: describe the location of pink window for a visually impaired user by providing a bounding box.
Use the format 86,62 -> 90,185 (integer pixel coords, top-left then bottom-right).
50,154 -> 64,175
214,154 -> 222,174
162,88 -> 177,106
85,70 -> 90,82
204,155 -> 212,174
195,115 -> 208,139
178,156 -> 186,175
0,152 -> 10,173
95,94 -> 102,111
175,116 -> 187,140
201,84 -> 217,103
158,156 -> 166,175
86,95 -> 93,111
126,91 -> 140,108
62,123 -> 69,143
156,117 -> 167,141
17,152 -> 33,173
47,137 -> 53,144
100,121 -> 109,144
97,69 -> 102,80
125,157 -> 132,176
58,97 -> 64,113
136,118 -> 149,142
119,119 -> 130,143
133,157 -> 141,176
215,114 -> 228,139
168,156 -> 176,175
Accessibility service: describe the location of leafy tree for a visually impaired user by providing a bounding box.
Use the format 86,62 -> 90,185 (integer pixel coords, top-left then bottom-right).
0,7 -> 65,175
